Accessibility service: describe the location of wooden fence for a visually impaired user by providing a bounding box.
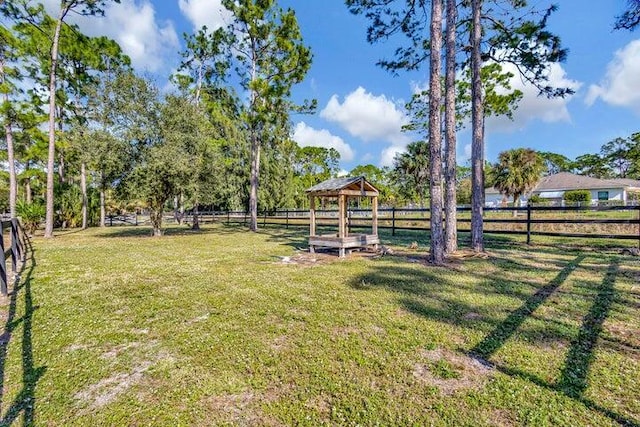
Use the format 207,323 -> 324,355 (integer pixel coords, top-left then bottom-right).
0,219 -> 27,296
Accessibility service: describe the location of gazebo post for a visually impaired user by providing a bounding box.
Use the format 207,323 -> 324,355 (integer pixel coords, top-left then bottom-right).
372,196 -> 378,236
309,196 -> 316,253
338,194 -> 345,239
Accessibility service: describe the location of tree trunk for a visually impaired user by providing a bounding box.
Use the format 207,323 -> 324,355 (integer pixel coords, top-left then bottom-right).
512,194 -> 519,217
444,0 -> 458,255
4,118 -> 17,219
100,171 -> 106,227
249,131 -> 261,232
25,162 -> 32,204
429,0 -> 444,265
58,151 -> 65,184
192,199 -> 200,230
81,162 -> 88,229
1,58 -> 17,219
470,0 -> 485,252
173,195 -> 182,224
150,207 -> 163,236
179,192 -> 185,224
44,10 -> 65,238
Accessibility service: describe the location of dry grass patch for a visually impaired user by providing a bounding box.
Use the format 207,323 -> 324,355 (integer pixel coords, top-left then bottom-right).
413,348 -> 494,395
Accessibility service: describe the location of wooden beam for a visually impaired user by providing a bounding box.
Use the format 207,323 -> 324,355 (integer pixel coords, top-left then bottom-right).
307,190 -> 379,198
338,194 -> 345,238
372,196 -> 378,236
309,196 -> 316,237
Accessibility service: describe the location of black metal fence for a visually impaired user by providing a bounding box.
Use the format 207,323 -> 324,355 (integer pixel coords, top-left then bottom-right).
108,205 -> 640,248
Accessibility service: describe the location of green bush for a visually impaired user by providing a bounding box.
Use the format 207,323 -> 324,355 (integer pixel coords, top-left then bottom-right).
528,194 -> 543,204
564,189 -> 591,203
17,200 -> 45,235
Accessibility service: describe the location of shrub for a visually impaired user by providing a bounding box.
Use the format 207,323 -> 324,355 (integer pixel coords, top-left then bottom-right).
564,189 -> 590,203
528,194 -> 543,204
17,200 -> 45,235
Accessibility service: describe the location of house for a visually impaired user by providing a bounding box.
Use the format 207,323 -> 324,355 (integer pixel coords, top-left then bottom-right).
530,172 -> 638,204
485,187 -> 512,207
485,172 -> 640,206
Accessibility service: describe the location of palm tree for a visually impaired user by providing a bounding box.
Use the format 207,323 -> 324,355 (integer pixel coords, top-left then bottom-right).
493,148 -> 544,215
393,141 -> 430,208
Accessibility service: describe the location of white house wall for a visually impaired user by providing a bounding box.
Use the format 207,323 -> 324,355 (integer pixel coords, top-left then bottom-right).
590,188 -> 625,202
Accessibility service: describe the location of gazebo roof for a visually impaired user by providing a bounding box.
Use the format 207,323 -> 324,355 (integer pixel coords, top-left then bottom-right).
306,176 -> 379,197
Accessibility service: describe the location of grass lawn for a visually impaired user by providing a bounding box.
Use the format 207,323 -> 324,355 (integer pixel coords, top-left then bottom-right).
1,224 -> 639,426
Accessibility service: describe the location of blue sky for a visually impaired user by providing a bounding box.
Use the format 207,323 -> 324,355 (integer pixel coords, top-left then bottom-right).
43,0 -> 640,172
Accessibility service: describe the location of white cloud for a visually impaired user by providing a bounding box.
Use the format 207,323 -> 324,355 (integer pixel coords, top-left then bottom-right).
292,122 -> 355,162
586,39 -> 640,114
320,87 -> 410,145
39,0 -> 179,73
380,145 -> 406,167
178,0 -> 232,32
485,62 -> 582,133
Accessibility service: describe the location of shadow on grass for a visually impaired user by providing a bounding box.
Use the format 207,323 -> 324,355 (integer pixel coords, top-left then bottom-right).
471,255 -> 586,358
348,250 -> 635,425
95,222 -> 249,238
0,234 -> 46,426
476,257 -> 637,426
557,259 -> 619,398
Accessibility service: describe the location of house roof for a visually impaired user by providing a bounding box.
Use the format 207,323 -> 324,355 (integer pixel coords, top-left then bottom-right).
532,172 -> 626,192
609,178 -> 640,188
306,176 -> 379,196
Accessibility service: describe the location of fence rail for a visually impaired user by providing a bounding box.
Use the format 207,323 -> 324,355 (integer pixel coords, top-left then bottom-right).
107,205 -> 640,248
0,219 -> 27,296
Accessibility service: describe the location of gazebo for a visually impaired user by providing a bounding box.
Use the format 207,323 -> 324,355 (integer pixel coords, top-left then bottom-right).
306,176 -> 380,257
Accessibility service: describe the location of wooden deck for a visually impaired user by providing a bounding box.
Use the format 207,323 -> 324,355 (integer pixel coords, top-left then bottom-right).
309,233 -> 380,257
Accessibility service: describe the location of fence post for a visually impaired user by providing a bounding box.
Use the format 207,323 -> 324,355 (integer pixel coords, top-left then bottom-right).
263,210 -> 267,227
286,210 -> 289,229
0,222 -> 7,296
109,215 -> 113,227
13,219 -> 23,262
227,211 -> 230,225
637,206 -> 640,251
526,202 -> 532,245
392,207 -> 396,236
10,219 -> 18,273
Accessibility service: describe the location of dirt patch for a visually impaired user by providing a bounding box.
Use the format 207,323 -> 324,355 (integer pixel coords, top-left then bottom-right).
203,383 -> 295,426
270,335 -> 288,352
305,394 -> 331,419
487,408 -> 518,426
206,390 -> 285,426
275,252 -> 333,266
186,313 -> 210,325
331,326 -> 361,337
75,361 -> 152,410
100,342 -> 141,360
370,325 -> 386,335
463,312 -> 483,321
413,348 -> 494,395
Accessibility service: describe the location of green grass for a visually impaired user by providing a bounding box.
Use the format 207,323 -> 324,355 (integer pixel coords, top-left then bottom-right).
1,224 -> 639,426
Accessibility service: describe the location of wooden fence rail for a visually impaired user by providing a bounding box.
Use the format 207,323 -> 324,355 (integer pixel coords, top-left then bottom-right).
0,219 -> 27,296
